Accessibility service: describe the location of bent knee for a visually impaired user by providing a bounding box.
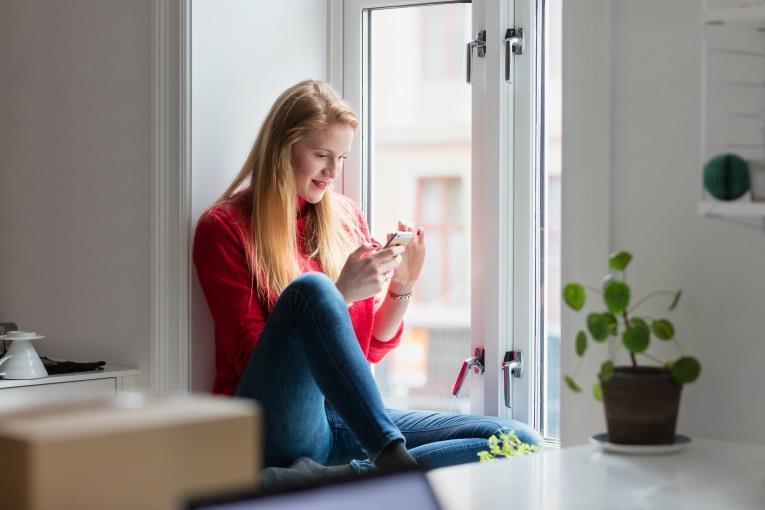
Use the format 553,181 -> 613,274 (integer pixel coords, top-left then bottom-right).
288,272 -> 338,297
495,420 -> 543,446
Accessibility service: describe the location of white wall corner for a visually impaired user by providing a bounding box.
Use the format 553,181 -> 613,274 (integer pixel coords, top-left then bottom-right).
151,0 -> 191,394
560,0 -> 613,446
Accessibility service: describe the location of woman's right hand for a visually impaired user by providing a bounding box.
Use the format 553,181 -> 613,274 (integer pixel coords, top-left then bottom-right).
335,243 -> 406,305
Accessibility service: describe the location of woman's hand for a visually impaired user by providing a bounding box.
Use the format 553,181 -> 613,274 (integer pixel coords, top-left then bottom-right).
389,220 -> 425,294
335,243 -> 406,305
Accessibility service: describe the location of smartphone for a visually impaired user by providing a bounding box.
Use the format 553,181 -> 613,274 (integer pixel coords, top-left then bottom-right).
382,231 -> 415,249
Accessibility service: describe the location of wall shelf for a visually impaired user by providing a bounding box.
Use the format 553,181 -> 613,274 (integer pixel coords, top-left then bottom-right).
701,2 -> 765,232
698,201 -> 765,230
702,6 -> 765,24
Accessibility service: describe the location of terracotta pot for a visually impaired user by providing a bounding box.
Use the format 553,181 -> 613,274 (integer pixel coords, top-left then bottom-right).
601,366 -> 682,445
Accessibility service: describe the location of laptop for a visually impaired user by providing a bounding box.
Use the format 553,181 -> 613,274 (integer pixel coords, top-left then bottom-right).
186,467 -> 442,510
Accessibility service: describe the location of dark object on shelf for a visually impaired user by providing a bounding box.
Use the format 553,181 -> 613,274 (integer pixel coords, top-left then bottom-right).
703,153 -> 750,200
0,322 -> 18,335
40,357 -> 106,375
0,322 -> 18,356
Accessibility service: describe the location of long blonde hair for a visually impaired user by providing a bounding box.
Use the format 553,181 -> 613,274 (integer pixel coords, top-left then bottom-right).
212,80 -> 362,308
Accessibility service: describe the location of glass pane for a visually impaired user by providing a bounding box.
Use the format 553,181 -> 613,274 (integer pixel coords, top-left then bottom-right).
368,3 -> 472,413
542,0 -> 562,442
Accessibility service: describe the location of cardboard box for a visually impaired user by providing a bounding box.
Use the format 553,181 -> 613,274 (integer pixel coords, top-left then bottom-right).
0,393 -> 261,510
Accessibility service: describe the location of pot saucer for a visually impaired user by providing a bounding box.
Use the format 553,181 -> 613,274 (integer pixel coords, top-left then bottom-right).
589,433 -> 691,455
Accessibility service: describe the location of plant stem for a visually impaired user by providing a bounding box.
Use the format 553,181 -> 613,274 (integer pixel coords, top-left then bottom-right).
637,352 -> 664,366
628,290 -> 677,313
621,309 -> 638,368
673,337 -> 686,357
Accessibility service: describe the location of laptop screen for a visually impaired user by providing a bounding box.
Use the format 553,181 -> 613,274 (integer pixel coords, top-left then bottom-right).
188,469 -> 442,510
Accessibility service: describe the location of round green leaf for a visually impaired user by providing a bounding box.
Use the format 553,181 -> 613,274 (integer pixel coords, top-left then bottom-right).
631,317 -> 649,329
575,331 -> 587,357
609,251 -> 633,271
604,281 -> 631,314
669,289 -> 683,311
600,360 -> 614,382
592,382 -> 603,401
564,375 -> 582,393
672,357 -> 701,383
603,312 -> 618,336
623,321 -> 650,353
587,314 -> 609,342
563,283 -> 586,311
652,319 -> 675,340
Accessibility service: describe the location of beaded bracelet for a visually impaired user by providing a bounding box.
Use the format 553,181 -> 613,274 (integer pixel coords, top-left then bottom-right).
387,289 -> 413,302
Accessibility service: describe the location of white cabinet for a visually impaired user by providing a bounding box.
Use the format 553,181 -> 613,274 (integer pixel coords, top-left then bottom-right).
0,365 -> 139,412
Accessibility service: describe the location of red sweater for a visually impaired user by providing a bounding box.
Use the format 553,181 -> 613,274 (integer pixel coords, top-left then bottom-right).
192,189 -> 403,395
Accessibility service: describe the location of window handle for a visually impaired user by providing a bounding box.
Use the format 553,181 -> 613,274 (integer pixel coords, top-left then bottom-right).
504,28 -> 524,84
466,30 -> 486,84
502,350 -> 524,409
452,348 -> 485,397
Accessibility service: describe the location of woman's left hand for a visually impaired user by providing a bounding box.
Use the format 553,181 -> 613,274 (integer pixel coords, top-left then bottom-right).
388,220 -> 425,293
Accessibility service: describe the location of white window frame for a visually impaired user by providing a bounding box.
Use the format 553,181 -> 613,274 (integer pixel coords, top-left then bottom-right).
152,0 -> 578,439
336,0 -> 541,423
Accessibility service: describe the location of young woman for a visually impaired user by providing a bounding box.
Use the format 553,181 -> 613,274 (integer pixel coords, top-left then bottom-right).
193,80 -> 540,474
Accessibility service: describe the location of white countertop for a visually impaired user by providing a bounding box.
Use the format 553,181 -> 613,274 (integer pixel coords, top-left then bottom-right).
427,438 -> 765,510
0,364 -> 139,389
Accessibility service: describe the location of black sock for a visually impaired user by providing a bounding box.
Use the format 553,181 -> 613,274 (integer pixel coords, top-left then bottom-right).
374,439 -> 418,471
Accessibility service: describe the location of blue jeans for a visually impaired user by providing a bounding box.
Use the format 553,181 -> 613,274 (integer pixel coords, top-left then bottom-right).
234,272 -> 541,470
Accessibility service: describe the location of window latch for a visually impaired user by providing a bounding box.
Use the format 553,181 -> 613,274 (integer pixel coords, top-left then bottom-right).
502,350 -> 524,408
452,348 -> 485,397
504,28 -> 524,84
466,30 -> 486,84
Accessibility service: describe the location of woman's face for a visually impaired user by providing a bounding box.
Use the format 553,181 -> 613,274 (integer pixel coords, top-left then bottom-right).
291,123 -> 354,204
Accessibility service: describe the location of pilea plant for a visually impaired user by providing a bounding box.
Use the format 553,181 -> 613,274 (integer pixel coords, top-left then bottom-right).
562,251 -> 701,400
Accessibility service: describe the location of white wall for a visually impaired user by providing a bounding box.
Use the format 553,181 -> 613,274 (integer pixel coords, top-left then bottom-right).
563,0 -> 765,446
190,0 -> 328,391
0,0 -> 152,388
612,0 -> 765,445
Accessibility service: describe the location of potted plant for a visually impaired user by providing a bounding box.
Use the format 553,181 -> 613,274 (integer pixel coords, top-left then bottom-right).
563,251 -> 701,445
